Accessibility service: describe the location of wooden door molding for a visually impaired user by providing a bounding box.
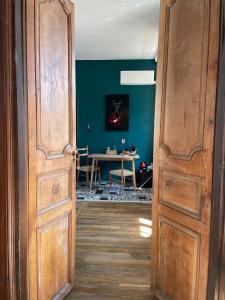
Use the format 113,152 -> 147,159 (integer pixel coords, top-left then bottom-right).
35,0 -> 74,160
14,0 -> 29,299
12,1 -> 76,299
25,0 -> 76,299
0,0 -> 17,299
159,0 -> 209,161
152,0 -> 221,299
207,0 -> 225,298
9,0 -> 224,299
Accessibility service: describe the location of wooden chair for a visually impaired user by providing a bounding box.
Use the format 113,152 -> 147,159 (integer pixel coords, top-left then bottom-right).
109,151 -> 137,191
77,146 -> 101,184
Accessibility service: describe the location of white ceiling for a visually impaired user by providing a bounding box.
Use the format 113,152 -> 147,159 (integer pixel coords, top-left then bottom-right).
75,0 -> 160,60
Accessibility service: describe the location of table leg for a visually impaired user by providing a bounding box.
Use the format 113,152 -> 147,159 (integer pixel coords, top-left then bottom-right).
90,158 -> 95,190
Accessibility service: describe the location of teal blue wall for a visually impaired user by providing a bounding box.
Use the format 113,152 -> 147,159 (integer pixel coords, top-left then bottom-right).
76,60 -> 156,177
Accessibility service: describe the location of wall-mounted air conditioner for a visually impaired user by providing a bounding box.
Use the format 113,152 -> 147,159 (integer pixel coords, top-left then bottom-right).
120,70 -> 156,85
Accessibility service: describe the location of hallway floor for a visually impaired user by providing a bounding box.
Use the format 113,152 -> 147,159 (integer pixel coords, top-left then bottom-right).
66,202 -> 155,300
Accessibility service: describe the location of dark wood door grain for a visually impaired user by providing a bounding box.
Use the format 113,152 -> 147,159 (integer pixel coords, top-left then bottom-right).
151,0 -> 221,299
25,1 -> 76,299
0,0 -> 16,299
1,0 -> 224,299
207,0 -> 225,299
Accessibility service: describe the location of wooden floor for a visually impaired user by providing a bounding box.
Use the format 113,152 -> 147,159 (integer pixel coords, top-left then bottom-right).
66,202 -> 155,300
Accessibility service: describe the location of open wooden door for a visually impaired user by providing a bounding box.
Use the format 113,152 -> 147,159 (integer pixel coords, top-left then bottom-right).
152,0 -> 221,299
25,0 -> 76,299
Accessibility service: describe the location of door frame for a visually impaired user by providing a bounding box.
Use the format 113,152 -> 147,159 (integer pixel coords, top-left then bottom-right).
207,0 -> 225,298
0,0 -> 17,299
0,0 -> 29,299
1,0 -> 224,299
14,0 -> 29,299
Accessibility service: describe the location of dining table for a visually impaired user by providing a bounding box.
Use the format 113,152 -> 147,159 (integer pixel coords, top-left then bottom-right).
88,153 -> 140,190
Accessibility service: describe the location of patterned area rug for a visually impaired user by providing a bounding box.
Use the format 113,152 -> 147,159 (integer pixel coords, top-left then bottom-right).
76,181 -> 152,203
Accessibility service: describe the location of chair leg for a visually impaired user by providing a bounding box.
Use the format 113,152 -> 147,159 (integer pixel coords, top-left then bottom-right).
121,176 -> 124,187
131,159 -> 136,191
94,171 -> 97,184
86,171 -> 89,185
132,173 -> 136,191
98,170 -> 101,183
120,176 -> 125,195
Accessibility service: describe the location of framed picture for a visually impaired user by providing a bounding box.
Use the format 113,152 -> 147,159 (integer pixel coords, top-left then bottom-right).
105,94 -> 129,131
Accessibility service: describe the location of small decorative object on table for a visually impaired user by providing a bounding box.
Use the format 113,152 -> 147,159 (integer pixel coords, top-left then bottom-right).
122,150 -> 130,154
130,144 -> 136,152
121,144 -> 137,155
106,147 -> 117,155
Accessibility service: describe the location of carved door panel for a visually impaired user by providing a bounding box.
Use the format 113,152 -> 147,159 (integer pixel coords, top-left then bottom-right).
152,0 -> 220,299
26,0 -> 76,299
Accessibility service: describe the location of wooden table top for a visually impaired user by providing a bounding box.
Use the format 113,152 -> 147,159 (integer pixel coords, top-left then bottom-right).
88,153 -> 140,161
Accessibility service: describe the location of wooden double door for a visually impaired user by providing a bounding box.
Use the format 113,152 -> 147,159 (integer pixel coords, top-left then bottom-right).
17,0 -> 222,299
151,0 -> 221,299
25,0 -> 76,299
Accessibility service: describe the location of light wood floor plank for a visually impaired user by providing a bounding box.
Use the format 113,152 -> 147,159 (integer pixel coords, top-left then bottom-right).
66,202 -> 155,300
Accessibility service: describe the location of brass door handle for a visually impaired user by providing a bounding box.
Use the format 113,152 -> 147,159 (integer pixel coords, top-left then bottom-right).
64,145 -> 79,162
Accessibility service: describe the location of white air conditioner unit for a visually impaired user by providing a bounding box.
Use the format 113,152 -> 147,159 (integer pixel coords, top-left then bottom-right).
120,70 -> 156,85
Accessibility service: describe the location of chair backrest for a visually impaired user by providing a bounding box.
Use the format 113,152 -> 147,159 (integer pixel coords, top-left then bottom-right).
121,150 -> 137,175
77,146 -> 89,156
77,146 -> 89,167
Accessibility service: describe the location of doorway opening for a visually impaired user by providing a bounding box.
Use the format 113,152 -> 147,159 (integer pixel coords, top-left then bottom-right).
11,0 -> 221,299
68,1 -> 160,299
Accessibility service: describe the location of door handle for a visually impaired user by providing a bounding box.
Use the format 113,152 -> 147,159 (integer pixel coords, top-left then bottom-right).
64,144 -> 79,162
